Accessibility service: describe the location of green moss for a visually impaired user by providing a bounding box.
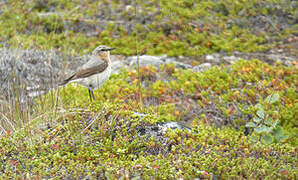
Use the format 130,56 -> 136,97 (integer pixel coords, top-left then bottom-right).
1,59 -> 297,178
0,117 -> 296,178
0,0 -> 295,56
0,0 -> 297,178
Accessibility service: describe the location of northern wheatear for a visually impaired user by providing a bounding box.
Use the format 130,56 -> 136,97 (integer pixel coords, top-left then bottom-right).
59,45 -> 115,101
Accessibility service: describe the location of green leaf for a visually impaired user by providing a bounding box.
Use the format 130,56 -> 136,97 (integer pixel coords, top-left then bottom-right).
264,117 -> 273,125
253,117 -> 261,123
278,135 -> 289,142
255,103 -> 263,110
262,134 -> 273,144
273,126 -> 288,141
255,125 -> 271,133
272,120 -> 278,128
246,122 -> 256,128
256,109 -> 265,119
254,126 -> 263,133
273,126 -> 283,137
266,93 -> 280,104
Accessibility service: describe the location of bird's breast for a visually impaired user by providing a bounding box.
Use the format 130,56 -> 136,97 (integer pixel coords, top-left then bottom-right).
89,65 -> 111,89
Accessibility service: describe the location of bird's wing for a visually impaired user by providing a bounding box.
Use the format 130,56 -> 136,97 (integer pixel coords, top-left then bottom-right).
59,56 -> 108,85
80,56 -> 106,70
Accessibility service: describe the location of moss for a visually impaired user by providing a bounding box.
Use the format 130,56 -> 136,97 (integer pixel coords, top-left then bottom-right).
0,117 -> 296,178
0,0 -> 296,56
0,0 -> 297,178
1,59 -> 297,178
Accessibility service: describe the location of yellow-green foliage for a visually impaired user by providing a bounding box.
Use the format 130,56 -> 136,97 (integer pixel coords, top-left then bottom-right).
0,0 -> 296,56
0,60 -> 297,178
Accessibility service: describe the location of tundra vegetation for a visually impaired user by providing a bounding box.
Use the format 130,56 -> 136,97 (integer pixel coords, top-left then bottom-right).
0,0 -> 297,179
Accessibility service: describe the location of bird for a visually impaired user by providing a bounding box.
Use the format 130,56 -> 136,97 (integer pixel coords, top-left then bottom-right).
59,45 -> 115,101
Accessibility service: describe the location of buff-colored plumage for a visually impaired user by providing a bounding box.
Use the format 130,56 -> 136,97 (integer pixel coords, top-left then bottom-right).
60,45 -> 115,100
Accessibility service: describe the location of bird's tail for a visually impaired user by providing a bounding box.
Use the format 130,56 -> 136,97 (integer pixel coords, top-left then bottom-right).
59,73 -> 76,86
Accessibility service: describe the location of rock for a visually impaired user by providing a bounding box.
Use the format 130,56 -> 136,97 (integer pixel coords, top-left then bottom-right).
128,55 -> 164,67
223,56 -> 241,64
206,55 -> 214,61
206,53 -> 220,63
267,54 -> 283,62
110,55 -> 125,62
267,54 -> 295,66
0,48 -> 64,101
283,60 -> 294,67
157,122 -> 190,134
192,63 -> 212,72
158,54 -> 168,60
133,112 -> 190,137
111,60 -> 128,74
164,57 -> 192,69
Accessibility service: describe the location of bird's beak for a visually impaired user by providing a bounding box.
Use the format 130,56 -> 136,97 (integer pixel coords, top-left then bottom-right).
107,47 -> 115,51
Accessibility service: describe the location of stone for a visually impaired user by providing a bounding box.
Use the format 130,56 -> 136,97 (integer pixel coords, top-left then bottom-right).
128,55 -> 164,67
223,56 -> 241,64
192,63 -> 212,72
164,57 -> 192,69
0,48 -> 64,101
157,122 -> 190,134
206,53 -> 220,63
111,60 -> 128,74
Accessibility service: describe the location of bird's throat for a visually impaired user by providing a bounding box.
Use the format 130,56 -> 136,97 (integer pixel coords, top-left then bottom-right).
98,52 -> 110,64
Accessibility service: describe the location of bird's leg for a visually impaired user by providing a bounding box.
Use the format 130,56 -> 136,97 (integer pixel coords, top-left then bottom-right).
91,90 -> 95,101
88,89 -> 93,102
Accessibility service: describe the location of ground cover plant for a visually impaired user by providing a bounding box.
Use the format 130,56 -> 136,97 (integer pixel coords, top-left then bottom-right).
0,0 -> 297,179
0,0 -> 296,56
0,60 -> 297,179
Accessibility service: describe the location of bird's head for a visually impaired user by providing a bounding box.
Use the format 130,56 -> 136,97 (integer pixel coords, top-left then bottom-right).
92,45 -> 115,56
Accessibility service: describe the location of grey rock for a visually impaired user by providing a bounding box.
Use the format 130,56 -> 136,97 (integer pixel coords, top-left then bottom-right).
267,54 -> 283,62
206,55 -> 214,61
133,111 -> 190,136
111,60 -> 128,74
206,53 -> 220,63
128,55 -> 164,67
110,55 -> 125,63
164,57 -> 192,69
157,122 -> 190,134
267,54 -> 295,66
0,48 -> 64,101
159,54 -> 168,60
223,56 -> 241,64
283,60 -> 293,67
192,63 -> 212,72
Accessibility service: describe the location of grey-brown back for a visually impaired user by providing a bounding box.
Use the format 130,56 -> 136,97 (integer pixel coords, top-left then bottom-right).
59,56 -> 108,86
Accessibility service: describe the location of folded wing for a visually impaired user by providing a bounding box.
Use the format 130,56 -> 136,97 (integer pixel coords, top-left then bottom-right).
59,56 -> 108,86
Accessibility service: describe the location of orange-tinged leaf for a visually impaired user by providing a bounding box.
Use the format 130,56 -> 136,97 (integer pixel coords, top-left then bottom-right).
281,170 -> 288,176
152,165 -> 159,169
51,144 -> 59,150
135,164 -> 142,169
133,79 -> 138,84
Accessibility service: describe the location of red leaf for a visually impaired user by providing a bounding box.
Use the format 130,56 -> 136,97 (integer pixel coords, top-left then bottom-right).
135,164 -> 142,169
10,160 -> 18,166
281,170 -> 288,176
51,144 -> 59,150
152,165 -> 159,169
